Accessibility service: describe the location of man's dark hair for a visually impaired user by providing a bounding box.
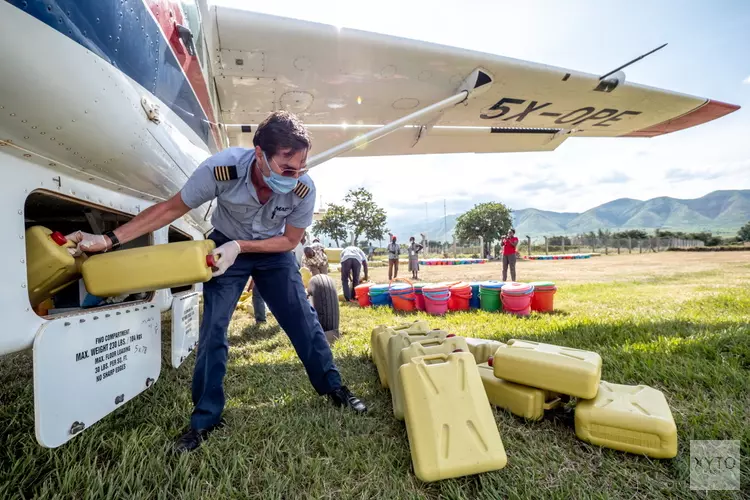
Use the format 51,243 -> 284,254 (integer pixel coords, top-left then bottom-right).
253,111 -> 311,157
510,228 -> 516,234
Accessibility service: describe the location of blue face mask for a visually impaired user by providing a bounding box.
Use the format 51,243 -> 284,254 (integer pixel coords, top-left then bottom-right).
261,152 -> 298,194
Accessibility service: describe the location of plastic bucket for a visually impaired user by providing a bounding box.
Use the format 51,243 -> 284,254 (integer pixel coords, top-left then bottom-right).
469,282 -> 481,309
424,295 -> 449,315
414,284 -> 425,311
369,284 -> 391,307
448,282 -> 472,311
530,281 -> 556,312
390,279 -> 416,312
501,283 -> 534,316
479,281 -> 504,312
422,284 -> 450,315
355,283 -> 372,307
501,292 -> 533,316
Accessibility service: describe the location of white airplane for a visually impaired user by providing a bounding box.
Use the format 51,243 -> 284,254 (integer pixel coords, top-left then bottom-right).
0,1 -> 739,448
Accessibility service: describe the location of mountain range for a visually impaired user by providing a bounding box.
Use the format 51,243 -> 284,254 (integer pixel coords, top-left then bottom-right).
385,190 -> 750,241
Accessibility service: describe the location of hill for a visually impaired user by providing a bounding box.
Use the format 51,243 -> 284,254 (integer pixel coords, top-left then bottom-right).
385,190 -> 750,241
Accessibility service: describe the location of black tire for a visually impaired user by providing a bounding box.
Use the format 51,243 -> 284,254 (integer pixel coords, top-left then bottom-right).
308,274 -> 340,332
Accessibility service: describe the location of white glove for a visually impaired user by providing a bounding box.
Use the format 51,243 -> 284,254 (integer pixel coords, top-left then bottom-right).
210,241 -> 241,277
65,231 -> 109,256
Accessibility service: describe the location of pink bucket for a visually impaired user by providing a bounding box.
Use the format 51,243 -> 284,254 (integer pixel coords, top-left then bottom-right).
501,292 -> 533,316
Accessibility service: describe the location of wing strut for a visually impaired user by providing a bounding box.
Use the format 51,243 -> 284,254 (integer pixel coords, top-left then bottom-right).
307,68 -> 493,169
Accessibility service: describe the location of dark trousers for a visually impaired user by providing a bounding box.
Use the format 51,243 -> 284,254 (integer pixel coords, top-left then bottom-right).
340,258 -> 361,301
502,253 -> 517,282
191,231 -> 342,430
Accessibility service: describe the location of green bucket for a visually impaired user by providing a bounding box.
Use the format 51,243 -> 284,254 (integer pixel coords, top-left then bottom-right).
479,288 -> 501,312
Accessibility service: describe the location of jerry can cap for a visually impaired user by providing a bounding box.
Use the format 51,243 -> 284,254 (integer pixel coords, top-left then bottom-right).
50,231 -> 68,246
487,356 -> 494,367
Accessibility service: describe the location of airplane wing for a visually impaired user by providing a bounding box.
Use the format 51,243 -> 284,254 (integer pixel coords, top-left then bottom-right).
207,6 -> 739,158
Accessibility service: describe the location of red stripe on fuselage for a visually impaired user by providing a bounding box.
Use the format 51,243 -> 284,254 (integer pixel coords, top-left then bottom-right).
144,0 -> 221,150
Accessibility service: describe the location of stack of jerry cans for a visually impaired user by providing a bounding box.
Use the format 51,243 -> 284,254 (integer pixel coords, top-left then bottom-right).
400,351 -> 507,482
385,330 -> 453,399
391,335 -> 470,420
464,337 -> 507,364
370,321 -> 431,388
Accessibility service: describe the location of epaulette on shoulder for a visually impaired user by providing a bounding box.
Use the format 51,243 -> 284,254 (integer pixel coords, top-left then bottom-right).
292,180 -> 311,199
213,165 -> 238,181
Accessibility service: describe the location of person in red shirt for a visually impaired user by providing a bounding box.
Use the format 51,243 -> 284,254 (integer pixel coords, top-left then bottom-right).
501,228 -> 519,282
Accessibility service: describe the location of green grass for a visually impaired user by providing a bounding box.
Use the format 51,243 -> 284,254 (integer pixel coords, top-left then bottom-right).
1,261 -> 749,499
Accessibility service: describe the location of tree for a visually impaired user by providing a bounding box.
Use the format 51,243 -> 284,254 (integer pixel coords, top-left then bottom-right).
454,202 -> 513,256
344,188 -> 388,245
739,221 -> 750,242
312,203 -> 348,246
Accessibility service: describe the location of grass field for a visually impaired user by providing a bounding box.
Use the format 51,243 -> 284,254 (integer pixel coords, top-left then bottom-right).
1,253 -> 748,499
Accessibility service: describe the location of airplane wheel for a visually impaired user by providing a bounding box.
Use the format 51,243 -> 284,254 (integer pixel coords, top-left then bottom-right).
308,274 -> 340,333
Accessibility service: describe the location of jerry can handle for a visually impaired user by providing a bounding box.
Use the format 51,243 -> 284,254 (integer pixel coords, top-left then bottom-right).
543,397 -> 562,411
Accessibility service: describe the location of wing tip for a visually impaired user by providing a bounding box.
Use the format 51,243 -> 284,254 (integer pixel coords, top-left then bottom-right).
621,99 -> 740,137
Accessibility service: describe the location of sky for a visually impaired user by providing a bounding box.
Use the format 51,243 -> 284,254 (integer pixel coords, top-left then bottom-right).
214,0 -> 750,221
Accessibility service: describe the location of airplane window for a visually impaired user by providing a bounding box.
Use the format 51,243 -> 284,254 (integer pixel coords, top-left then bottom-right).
180,1 -> 206,71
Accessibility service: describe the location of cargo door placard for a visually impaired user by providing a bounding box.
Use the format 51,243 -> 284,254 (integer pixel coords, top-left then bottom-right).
33,306 -> 161,448
171,292 -> 200,369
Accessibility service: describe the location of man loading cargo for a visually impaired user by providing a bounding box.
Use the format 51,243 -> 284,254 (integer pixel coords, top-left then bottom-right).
339,245 -> 369,302
64,111 -> 367,453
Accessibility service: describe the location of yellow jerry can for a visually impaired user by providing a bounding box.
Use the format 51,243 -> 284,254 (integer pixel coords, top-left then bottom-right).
493,339 -> 602,399
25,226 -> 85,307
575,381 -> 678,459
465,338 -> 507,364
81,240 -> 216,297
391,336 -> 470,420
300,266 -> 312,289
371,321 -> 431,388
386,330 -> 452,399
371,320 -> 431,359
478,362 -> 561,420
400,352 -> 507,482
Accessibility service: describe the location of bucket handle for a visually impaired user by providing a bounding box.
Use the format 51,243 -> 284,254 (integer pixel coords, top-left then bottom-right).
389,277 -> 413,292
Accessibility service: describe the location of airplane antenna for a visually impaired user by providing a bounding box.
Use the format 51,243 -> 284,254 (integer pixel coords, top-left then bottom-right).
599,43 -> 667,81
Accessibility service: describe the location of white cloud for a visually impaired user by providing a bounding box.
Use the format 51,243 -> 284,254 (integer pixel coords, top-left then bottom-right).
743,75 -> 750,84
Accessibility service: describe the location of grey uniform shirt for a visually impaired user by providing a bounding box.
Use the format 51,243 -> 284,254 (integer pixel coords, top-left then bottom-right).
180,147 -> 315,241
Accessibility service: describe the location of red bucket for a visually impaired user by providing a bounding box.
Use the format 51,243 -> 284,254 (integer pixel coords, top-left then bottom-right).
355,283 -> 372,307
448,282 -> 472,311
501,292 -> 533,316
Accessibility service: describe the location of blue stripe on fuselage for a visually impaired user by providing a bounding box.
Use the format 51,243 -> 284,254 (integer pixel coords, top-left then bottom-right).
7,0 -> 215,151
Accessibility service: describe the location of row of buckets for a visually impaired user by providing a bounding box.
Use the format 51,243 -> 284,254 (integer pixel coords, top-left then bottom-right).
418,258 -> 488,266
522,254 -> 592,260
356,279 -> 557,316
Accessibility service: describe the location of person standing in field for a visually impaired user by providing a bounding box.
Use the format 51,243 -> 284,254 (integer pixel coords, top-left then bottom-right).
387,234 -> 400,281
501,228 -> 519,282
408,236 -> 423,280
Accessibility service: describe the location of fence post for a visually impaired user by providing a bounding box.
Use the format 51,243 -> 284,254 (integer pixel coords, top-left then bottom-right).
605,238 -> 608,255
639,239 -> 642,253
617,240 -> 621,254
544,236 -> 548,255
592,238 -> 596,253
628,237 -> 632,254
527,236 -> 531,257
561,237 -> 565,253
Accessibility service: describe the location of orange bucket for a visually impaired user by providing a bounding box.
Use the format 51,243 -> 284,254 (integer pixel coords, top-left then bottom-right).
530,288 -> 556,312
355,283 -> 372,307
390,278 -> 416,312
